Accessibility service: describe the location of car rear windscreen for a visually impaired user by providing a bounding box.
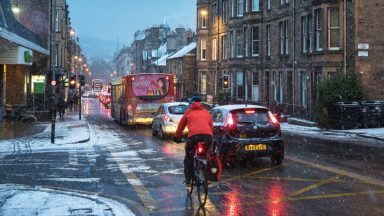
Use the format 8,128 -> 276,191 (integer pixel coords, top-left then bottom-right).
235,109 -> 269,124
168,105 -> 189,115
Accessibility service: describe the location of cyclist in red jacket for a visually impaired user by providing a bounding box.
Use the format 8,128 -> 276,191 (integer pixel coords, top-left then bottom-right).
173,96 -> 214,186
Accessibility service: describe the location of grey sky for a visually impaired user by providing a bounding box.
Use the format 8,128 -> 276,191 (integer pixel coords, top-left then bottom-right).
67,0 -> 196,46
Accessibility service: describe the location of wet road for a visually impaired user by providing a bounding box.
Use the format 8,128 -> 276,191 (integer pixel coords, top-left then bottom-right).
1,98 -> 383,215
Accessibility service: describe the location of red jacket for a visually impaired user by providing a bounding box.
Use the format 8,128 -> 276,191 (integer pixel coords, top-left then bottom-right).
175,102 -> 213,138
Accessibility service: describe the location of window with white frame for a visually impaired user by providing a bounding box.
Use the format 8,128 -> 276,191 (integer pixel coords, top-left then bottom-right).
201,39 -> 207,60
201,72 -> 207,94
236,71 -> 244,98
328,7 -> 340,50
279,22 -> 284,55
222,0 -> 228,23
252,0 -> 259,12
231,0 -> 235,17
301,14 -> 313,53
230,30 -> 235,58
237,0 -> 243,16
280,0 -> 289,5
245,0 -> 248,12
252,71 -> 260,101
244,27 -> 248,57
212,38 -> 217,60
266,24 -> 271,56
279,20 -> 289,55
236,30 -> 244,57
284,20 -> 289,54
273,71 -> 277,101
55,9 -> 59,32
201,14 -> 207,28
300,72 -> 308,107
251,26 -> 260,56
315,9 -> 323,51
222,34 -> 228,59
266,0 -> 271,10
279,71 -> 283,103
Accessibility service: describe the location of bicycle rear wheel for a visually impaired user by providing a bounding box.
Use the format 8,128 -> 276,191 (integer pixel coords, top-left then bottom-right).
195,160 -> 208,207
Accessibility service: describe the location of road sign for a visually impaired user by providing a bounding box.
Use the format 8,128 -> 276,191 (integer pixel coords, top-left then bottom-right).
358,43 -> 369,50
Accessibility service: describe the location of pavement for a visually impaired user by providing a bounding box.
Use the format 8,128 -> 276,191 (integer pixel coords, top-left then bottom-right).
284,117 -> 384,142
0,111 -> 90,144
0,112 -> 137,216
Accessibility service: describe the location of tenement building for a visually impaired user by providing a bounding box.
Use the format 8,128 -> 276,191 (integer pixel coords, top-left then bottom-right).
196,0 -> 384,119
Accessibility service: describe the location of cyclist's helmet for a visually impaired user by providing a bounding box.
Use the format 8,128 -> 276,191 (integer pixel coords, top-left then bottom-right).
189,95 -> 202,105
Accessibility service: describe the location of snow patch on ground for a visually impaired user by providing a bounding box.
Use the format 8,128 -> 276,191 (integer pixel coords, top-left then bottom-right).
0,184 -> 135,216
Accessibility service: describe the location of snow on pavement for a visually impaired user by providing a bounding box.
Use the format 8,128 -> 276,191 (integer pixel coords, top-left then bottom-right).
0,184 -> 134,216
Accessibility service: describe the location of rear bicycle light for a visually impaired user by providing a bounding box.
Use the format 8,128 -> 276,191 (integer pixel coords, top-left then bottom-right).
196,142 -> 206,155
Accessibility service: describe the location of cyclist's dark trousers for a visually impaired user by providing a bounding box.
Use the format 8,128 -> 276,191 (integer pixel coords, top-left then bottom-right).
184,134 -> 212,182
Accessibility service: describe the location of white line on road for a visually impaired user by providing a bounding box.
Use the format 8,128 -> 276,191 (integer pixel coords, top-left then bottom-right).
68,149 -> 78,166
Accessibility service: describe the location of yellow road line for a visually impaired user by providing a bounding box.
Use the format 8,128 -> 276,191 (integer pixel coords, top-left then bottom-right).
285,190 -> 384,202
209,164 -> 282,187
280,175 -> 344,201
247,176 -> 334,182
286,156 -> 384,188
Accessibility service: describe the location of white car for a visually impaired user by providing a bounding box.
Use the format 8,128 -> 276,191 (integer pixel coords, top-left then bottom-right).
151,102 -> 189,139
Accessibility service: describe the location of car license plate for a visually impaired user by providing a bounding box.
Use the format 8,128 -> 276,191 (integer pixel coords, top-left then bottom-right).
245,144 -> 266,151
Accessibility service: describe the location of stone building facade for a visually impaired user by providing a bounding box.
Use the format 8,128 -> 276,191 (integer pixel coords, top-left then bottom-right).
166,42 -> 197,100
130,25 -> 195,74
196,0 -> 384,119
114,47 -> 132,76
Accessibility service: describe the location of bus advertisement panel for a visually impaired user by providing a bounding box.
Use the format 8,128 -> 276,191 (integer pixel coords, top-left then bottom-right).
111,73 -> 175,125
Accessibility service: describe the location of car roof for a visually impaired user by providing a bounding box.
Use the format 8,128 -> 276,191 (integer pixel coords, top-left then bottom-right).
161,102 -> 189,107
213,104 -> 268,111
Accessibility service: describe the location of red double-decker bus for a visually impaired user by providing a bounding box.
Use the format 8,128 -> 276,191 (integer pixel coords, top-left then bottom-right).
111,73 -> 175,126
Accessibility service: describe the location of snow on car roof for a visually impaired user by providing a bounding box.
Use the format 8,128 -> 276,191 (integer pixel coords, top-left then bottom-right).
161,102 -> 189,107
214,104 -> 268,111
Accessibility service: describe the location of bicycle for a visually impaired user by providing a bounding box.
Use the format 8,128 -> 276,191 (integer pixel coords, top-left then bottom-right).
180,138 -> 209,207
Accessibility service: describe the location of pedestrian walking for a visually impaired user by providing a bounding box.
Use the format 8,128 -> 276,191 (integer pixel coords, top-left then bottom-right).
57,96 -> 66,120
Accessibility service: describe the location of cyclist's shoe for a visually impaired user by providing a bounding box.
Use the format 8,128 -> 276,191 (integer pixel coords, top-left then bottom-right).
184,180 -> 192,189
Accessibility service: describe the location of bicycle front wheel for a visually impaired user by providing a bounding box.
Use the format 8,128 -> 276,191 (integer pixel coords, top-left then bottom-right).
195,160 -> 208,207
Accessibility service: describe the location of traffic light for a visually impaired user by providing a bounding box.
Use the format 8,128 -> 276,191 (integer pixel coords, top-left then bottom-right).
79,74 -> 86,86
69,74 -> 76,89
223,75 -> 229,89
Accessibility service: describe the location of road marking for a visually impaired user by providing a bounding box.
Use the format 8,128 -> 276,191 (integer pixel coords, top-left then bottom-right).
284,190 -> 384,202
247,176 -> 347,183
209,164 -> 283,188
286,156 -> 384,188
280,175 -> 344,201
107,145 -> 158,211
69,149 -> 78,166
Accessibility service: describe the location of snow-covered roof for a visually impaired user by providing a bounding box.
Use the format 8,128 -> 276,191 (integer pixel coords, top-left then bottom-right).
152,52 -> 174,66
168,42 -> 196,59
157,42 -> 167,57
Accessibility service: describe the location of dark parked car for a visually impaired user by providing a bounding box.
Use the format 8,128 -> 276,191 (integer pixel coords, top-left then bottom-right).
210,104 -> 284,165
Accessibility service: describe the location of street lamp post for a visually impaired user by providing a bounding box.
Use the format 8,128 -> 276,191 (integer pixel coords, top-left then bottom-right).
50,0 -> 57,144
78,57 -> 83,120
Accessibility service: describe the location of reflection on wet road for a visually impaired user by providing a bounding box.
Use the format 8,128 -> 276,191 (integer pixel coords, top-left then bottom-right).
0,98 -> 383,215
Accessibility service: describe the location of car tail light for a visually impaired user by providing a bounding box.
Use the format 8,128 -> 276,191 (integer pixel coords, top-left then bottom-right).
268,111 -> 279,125
224,113 -> 235,130
196,142 -> 206,155
106,98 -> 111,103
163,115 -> 173,122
